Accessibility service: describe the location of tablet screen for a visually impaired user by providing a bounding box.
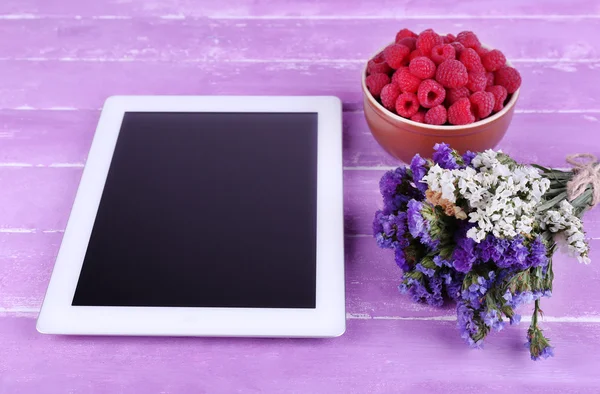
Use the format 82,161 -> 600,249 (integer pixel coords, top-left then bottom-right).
72,112 -> 318,309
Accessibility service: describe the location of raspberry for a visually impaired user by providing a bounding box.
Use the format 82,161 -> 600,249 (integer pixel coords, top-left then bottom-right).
444,34 -> 456,43
482,49 -> 507,72
475,47 -> 489,57
366,73 -> 391,98
395,92 -> 420,118
416,30 -> 443,56
410,109 -> 427,123
409,56 -> 436,79
424,105 -> 448,125
470,91 -> 495,119
466,71 -> 487,92
367,52 -> 392,75
456,31 -> 481,49
486,72 -> 495,87
446,86 -> 470,106
449,42 -> 465,56
392,67 -> 421,93
409,49 -> 424,61
486,85 -> 508,112
430,44 -> 456,65
435,60 -> 468,88
397,37 -> 417,51
459,48 -> 485,72
494,66 -> 522,93
395,28 -> 418,42
417,79 -> 446,108
448,98 -> 476,125
380,83 -> 401,111
384,44 -> 411,69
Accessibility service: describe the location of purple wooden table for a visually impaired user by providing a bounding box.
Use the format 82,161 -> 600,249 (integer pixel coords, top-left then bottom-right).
1,0 -> 600,392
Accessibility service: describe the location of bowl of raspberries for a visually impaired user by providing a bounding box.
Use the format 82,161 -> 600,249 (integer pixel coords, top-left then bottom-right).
362,28 -> 521,162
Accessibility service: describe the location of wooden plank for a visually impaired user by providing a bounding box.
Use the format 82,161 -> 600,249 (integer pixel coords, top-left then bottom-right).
2,232 -> 599,319
0,0 -> 597,18
4,110 -> 598,169
1,19 -> 599,62
0,316 -> 599,393
0,110 -> 96,165
344,112 -> 600,168
0,167 -> 598,234
0,61 -> 598,111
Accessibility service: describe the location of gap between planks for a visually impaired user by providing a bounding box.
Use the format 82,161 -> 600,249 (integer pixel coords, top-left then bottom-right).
0,57 -> 598,64
1,14 -> 600,20
2,308 -> 600,323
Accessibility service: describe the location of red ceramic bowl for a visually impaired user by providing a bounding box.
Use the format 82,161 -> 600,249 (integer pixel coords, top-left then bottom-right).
362,46 -> 520,163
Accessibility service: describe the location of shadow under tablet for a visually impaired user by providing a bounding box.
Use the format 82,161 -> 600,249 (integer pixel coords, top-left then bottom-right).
72,112 -> 318,309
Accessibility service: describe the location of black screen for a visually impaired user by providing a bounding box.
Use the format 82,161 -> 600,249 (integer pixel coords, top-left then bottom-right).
72,112 -> 318,308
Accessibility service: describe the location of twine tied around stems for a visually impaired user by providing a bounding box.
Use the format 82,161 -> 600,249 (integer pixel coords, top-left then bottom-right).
566,153 -> 600,207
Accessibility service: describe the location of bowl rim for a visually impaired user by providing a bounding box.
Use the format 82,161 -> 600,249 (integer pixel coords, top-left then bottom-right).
362,41 -> 521,132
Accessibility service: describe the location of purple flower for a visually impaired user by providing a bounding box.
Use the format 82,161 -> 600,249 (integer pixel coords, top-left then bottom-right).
510,314 -> 522,325
434,255 -> 451,267
410,154 -> 429,193
399,274 -> 444,307
394,248 -> 410,271
457,302 -> 484,348
478,235 -> 509,264
480,308 -> 505,332
527,236 -> 549,268
527,328 -> 555,361
407,200 -> 438,248
373,211 -> 408,250
498,236 -> 528,269
444,271 -> 465,302
379,167 -> 423,213
452,221 -> 478,272
462,150 -> 477,167
461,273 -> 495,309
416,263 -> 436,277
432,143 -> 459,170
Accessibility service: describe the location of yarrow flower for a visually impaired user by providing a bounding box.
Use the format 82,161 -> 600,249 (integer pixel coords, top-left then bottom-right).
373,143 -> 595,360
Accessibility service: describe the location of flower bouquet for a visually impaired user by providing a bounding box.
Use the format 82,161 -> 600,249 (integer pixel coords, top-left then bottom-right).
373,143 -> 598,360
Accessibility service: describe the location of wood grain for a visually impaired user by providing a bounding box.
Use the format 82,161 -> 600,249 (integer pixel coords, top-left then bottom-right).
0,316 -> 599,393
0,0 -> 597,18
3,110 -> 598,168
0,61 -> 599,111
0,19 -> 599,62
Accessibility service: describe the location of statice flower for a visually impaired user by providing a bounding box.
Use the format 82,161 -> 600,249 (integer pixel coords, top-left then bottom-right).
527,236 -> 549,268
480,308 -> 505,332
372,211 -> 408,249
399,275 -> 444,307
498,235 -> 529,269
457,302 -> 484,348
541,200 -> 590,264
461,272 -> 495,309
379,167 -> 423,213
416,263 -> 436,277
478,234 -> 509,264
462,150 -> 477,167
410,154 -> 429,193
394,248 -> 409,271
527,326 -> 554,361
423,149 -> 551,243
407,200 -> 438,248
452,225 -> 478,273
432,143 -> 460,170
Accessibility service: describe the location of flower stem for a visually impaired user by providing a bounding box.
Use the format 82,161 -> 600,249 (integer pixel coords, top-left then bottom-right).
532,299 -> 540,328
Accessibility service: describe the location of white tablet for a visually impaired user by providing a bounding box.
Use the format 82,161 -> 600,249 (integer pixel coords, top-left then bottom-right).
37,95 -> 345,337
